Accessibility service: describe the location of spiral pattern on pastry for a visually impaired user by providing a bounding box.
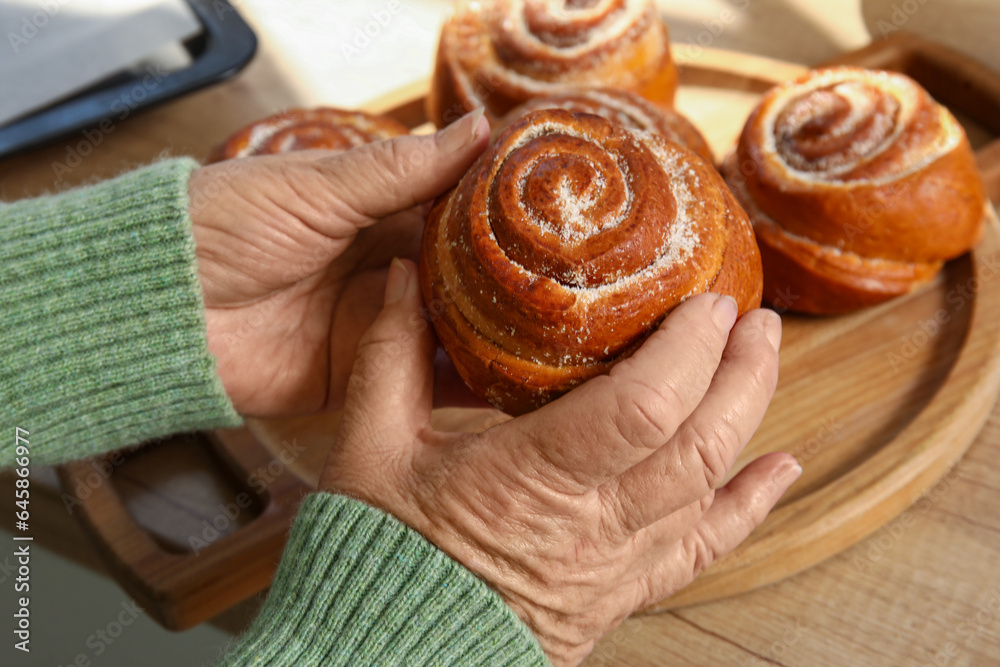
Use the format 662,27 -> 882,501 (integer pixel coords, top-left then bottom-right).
427,0 -> 679,127
208,107 -> 408,162
497,88 -> 713,163
421,108 -> 762,415
723,67 -> 986,314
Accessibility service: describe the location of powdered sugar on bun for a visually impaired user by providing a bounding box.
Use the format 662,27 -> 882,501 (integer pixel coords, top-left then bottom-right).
756,68 -> 963,185
428,0 -> 678,126
421,108 -> 762,414
724,66 -> 985,315
208,107 -> 408,162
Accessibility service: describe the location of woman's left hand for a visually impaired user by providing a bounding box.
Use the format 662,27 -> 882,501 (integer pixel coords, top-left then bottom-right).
188,109 -> 488,416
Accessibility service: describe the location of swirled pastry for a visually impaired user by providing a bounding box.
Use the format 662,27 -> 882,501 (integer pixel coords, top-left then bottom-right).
421,108 -> 762,415
497,88 -> 713,163
723,67 -> 987,315
208,107 -> 408,162
427,0 -> 679,127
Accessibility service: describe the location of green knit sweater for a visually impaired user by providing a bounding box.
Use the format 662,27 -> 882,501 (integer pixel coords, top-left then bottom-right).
0,159 -> 547,666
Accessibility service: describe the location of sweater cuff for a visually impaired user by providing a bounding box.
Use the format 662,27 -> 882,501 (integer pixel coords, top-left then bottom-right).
220,493 -> 549,666
1,158 -> 241,466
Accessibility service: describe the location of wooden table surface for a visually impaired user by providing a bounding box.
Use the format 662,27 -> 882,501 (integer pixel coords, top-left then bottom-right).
2,9 -> 1000,667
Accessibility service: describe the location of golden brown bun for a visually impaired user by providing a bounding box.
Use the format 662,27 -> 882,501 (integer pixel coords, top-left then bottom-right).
427,0 -> 679,127
723,67 -> 987,315
496,88 -> 713,163
208,107 -> 408,162
421,108 -> 762,415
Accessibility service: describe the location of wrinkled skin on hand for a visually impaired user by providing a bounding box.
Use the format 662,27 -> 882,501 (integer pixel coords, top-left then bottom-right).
321,259 -> 801,666
188,110 -> 490,416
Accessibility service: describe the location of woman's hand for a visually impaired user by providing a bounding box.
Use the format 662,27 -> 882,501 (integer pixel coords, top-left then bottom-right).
188,109 -> 488,417
320,258 -> 801,666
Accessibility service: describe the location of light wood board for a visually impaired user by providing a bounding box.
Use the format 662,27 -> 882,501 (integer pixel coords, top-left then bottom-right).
54,34 -> 1000,633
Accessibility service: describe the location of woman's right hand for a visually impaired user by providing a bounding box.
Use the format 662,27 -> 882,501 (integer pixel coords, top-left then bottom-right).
320,258 -> 801,666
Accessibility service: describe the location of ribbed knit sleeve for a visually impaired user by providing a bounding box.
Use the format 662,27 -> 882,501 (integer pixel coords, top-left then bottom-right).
1,160 -> 549,666
219,493 -> 549,667
0,158 -> 241,465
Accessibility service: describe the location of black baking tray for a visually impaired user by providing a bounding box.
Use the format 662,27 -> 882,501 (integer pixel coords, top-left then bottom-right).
0,0 -> 257,159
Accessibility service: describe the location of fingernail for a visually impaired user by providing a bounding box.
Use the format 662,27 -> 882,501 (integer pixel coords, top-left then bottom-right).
384,258 -> 410,305
712,294 -> 739,331
762,310 -> 782,351
774,460 -> 803,487
437,107 -> 486,153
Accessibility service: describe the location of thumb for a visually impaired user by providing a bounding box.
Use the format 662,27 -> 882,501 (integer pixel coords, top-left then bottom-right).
341,258 -> 436,440
316,108 -> 489,226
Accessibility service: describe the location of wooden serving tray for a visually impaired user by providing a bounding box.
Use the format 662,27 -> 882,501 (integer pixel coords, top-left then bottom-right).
59,32 -> 1000,631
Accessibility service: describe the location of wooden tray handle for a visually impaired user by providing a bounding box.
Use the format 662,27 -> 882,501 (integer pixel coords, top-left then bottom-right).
56,429 -> 308,630
56,32 -> 1000,632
